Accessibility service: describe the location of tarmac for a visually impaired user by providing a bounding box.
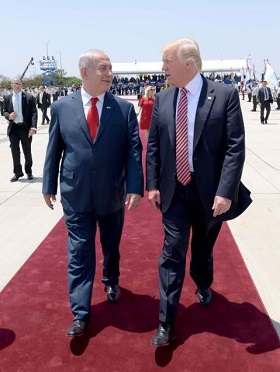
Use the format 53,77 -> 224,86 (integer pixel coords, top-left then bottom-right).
0,96 -> 279,338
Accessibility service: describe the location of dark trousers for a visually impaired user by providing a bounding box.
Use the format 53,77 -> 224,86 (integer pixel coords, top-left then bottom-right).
0,101 -> 4,116
64,206 -> 125,322
252,95 -> 257,111
276,95 -> 280,109
260,101 -> 271,122
159,180 -> 222,324
41,107 -> 50,123
9,124 -> 33,175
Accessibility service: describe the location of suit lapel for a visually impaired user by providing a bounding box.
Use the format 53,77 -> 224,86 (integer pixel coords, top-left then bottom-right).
193,77 -> 215,151
167,88 -> 178,152
71,91 -> 92,143
8,95 -> 14,112
97,92 -> 116,140
21,92 -> 27,118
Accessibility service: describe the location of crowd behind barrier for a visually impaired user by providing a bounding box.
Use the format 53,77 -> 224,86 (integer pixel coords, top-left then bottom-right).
1,73 -> 280,116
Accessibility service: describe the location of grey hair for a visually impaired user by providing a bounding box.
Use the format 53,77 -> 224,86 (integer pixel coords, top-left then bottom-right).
78,49 -> 105,69
162,38 -> 202,71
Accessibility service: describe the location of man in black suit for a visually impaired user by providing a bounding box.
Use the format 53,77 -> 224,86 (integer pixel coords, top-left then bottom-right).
3,78 -> 37,182
42,49 -> 144,337
257,80 -> 273,124
37,86 -> 51,124
146,38 -> 252,346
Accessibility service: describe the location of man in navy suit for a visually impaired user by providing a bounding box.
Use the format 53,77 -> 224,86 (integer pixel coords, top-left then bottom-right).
37,86 -> 51,124
146,38 -> 252,346
42,49 -> 144,337
257,80 -> 273,124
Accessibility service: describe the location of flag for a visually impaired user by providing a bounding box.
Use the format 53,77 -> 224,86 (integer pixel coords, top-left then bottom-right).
264,60 -> 278,89
245,58 -> 252,89
253,64 -> 256,81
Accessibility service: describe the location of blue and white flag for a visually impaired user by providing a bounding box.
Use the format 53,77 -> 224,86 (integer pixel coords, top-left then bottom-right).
264,60 -> 278,89
245,59 -> 252,89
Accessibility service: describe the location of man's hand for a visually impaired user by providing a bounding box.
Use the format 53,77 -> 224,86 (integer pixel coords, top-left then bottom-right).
9,112 -> 17,121
147,189 -> 161,211
28,129 -> 36,138
43,194 -> 56,210
212,196 -> 232,217
125,194 -> 141,211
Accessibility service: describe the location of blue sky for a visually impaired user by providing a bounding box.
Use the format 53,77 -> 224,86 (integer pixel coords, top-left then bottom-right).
1,0 -> 279,79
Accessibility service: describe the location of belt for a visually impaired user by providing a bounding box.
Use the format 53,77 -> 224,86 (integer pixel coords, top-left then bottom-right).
14,122 -> 25,125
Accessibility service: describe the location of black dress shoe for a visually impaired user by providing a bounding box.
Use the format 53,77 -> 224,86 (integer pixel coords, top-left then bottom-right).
67,320 -> 89,337
196,288 -> 212,306
152,322 -> 175,347
10,173 -> 24,182
105,284 -> 121,303
27,174 -> 34,180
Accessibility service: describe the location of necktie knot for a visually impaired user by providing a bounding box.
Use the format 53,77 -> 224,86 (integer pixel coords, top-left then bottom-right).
181,87 -> 188,96
91,97 -> 98,105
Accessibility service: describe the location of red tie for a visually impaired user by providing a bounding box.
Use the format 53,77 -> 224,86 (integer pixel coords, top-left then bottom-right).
87,97 -> 99,140
176,88 -> 191,185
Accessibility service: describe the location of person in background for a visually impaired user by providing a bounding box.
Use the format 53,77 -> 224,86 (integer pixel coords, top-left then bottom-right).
146,38 -> 252,347
3,78 -> 37,182
37,86 -> 51,124
257,80 -> 273,124
137,85 -> 155,140
251,81 -> 259,112
276,81 -> 280,110
0,88 -> 5,115
42,49 -> 144,338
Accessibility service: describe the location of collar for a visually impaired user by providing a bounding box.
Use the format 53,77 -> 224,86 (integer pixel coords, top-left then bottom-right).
13,90 -> 22,97
81,86 -> 105,106
183,72 -> 203,95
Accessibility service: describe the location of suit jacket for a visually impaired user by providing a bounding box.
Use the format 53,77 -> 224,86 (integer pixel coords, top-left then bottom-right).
3,92 -> 38,136
42,90 -> 144,215
146,76 -> 252,221
37,91 -> 51,108
257,87 -> 273,104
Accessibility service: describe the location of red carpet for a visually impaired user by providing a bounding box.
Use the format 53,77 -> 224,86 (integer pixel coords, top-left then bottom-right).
0,195 -> 280,371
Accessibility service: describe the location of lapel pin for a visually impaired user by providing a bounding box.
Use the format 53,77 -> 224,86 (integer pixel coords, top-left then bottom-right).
106,106 -> 111,109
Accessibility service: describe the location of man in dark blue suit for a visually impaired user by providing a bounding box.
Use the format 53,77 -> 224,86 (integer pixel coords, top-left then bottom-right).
257,80 -> 273,124
43,49 -> 144,337
146,38 -> 252,346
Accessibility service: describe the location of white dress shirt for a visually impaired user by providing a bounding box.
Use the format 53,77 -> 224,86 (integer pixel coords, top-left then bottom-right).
12,91 -> 24,123
81,86 -> 104,120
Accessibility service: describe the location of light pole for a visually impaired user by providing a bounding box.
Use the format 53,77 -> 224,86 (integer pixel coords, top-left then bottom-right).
57,52 -> 62,71
55,52 -> 63,75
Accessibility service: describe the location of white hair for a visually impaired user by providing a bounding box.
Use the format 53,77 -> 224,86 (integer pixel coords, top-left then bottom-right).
78,49 -> 105,69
